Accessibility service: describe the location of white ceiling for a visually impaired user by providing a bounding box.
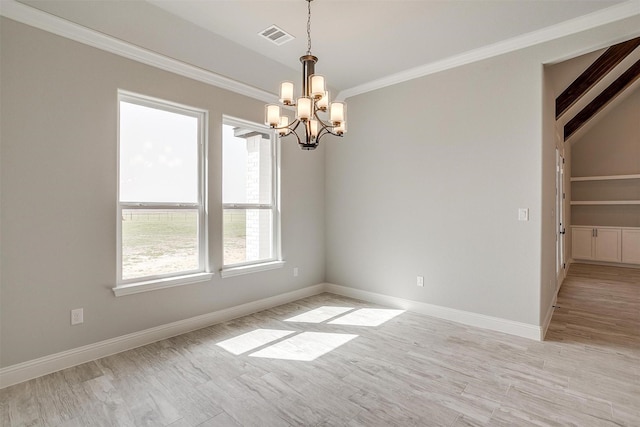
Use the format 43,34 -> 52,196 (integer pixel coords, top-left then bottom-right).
147,0 -> 624,90
11,0 -> 633,97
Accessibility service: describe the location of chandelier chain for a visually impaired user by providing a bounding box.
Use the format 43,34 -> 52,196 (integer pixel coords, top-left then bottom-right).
306,0 -> 312,55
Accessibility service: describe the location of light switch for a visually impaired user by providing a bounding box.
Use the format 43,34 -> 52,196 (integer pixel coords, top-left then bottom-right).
518,208 -> 529,221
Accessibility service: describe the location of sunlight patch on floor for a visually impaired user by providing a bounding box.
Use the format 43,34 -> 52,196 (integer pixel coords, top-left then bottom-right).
249,332 -> 358,361
284,306 -> 354,323
217,306 -> 406,361
216,329 -> 295,355
328,308 -> 405,327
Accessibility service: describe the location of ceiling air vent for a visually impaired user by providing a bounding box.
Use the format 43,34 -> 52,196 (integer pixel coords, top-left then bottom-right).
259,25 -> 294,46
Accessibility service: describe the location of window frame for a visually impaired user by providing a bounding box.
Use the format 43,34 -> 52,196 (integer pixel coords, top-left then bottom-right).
220,116 -> 282,277
115,91 -> 211,296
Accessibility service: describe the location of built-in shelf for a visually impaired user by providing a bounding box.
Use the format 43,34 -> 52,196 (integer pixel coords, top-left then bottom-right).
570,173 -> 640,229
571,174 -> 640,182
571,200 -> 640,205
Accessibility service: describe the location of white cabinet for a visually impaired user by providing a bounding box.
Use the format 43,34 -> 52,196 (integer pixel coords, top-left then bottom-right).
622,229 -> 640,264
594,229 -> 622,262
572,227 -> 595,260
571,226 -> 621,262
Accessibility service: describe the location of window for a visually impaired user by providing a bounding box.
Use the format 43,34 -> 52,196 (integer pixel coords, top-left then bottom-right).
116,92 -> 210,295
222,117 -> 281,275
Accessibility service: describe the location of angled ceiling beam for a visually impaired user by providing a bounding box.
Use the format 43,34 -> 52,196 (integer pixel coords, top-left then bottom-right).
564,58 -> 640,140
556,36 -> 640,118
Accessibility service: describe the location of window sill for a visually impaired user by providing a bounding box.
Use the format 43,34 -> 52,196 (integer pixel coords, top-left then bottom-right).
220,261 -> 285,278
113,272 -> 214,297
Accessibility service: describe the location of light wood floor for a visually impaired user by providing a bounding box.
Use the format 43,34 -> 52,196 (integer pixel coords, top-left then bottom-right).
2,264 -> 639,426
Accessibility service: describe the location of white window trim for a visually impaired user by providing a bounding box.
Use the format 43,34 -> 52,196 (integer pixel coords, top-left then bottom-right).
220,261 -> 285,278
113,272 -> 215,297
114,90 -> 210,296
220,116 -> 282,276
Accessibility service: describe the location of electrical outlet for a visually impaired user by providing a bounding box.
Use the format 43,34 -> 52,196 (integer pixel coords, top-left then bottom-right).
71,308 -> 83,325
293,267 -> 299,277
417,276 -> 424,287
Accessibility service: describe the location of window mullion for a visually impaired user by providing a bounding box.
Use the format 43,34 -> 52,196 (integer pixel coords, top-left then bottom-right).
222,203 -> 272,209
120,202 -> 199,209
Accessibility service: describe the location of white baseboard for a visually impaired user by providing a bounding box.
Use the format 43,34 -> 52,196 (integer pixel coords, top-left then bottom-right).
324,283 -> 542,341
2,281 -> 547,389
570,259 -> 640,269
0,284 -> 325,389
540,265 -> 568,339
541,294 -> 558,340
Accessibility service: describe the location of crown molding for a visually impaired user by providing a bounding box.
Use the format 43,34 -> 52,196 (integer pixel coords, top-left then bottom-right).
336,0 -> 640,101
0,0 -> 278,104
1,0 -> 638,109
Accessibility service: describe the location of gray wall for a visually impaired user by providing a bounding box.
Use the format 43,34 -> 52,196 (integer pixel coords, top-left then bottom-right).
0,18 -> 325,367
326,51 -> 544,326
571,87 -> 640,227
325,16 -> 640,327
2,11 -> 640,369
572,87 -> 640,177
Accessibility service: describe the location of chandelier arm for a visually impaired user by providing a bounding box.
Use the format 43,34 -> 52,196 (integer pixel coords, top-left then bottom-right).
290,118 -> 303,133
289,121 -> 304,145
277,119 -> 305,145
316,125 -> 345,143
317,125 -> 343,142
274,117 -> 301,132
290,129 -> 303,146
314,114 -> 333,143
317,120 -> 334,132
321,127 -> 344,138
312,110 -> 343,138
315,127 -> 329,144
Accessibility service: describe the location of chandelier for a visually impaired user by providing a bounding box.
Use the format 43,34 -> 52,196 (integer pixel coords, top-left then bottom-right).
264,0 -> 347,150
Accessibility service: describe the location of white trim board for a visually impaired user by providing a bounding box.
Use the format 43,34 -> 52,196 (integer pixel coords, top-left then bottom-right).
336,0 -> 640,101
570,259 -> 640,269
325,283 -> 543,341
541,294 -> 558,340
1,0 -> 638,104
0,284 -> 325,389
1,282 -> 547,389
0,0 -> 278,104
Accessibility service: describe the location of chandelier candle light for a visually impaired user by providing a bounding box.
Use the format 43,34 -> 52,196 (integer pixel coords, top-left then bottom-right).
265,0 -> 346,150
